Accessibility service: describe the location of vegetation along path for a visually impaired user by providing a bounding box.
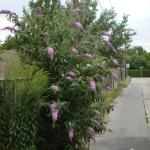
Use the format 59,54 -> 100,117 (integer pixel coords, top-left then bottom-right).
91,78 -> 150,150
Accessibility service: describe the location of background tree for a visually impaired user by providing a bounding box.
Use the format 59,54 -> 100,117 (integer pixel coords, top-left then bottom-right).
0,36 -> 17,50
127,46 -> 150,69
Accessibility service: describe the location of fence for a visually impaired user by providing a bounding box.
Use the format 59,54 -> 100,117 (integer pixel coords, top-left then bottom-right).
101,67 -> 125,95
0,78 -> 31,150
128,69 -> 150,77
0,79 -> 16,149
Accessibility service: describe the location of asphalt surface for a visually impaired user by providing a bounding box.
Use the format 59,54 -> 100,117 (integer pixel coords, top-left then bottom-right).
91,78 -> 150,150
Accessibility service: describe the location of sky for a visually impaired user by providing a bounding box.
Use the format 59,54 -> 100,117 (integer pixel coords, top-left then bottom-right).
0,0 -> 150,52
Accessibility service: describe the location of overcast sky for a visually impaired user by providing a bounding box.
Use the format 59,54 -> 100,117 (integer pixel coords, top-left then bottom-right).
0,0 -> 150,51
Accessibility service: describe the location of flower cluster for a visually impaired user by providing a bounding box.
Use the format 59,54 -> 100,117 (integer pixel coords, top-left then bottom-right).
84,53 -> 93,59
34,7 -> 42,17
47,47 -> 54,59
112,59 -> 119,65
71,47 -> 78,55
74,21 -> 84,30
68,128 -> 74,141
0,9 -> 11,15
66,71 -> 76,82
50,101 -> 59,126
89,79 -> 96,92
51,84 -> 59,93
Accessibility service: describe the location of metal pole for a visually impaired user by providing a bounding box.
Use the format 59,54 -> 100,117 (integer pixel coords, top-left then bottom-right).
141,68 -> 143,77
124,29 -> 127,78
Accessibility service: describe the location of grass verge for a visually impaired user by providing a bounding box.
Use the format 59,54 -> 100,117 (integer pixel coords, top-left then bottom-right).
104,76 -> 131,106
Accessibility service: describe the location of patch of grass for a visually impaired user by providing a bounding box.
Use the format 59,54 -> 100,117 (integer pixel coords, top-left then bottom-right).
104,76 -> 131,106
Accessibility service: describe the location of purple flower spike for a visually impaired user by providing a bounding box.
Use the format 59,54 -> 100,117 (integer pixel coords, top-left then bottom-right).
74,21 -> 84,30
50,101 -> 57,112
50,101 -> 59,125
112,59 -> 119,65
67,71 -> 76,77
34,7 -> 42,17
105,41 -> 117,53
51,85 -> 59,93
84,53 -> 93,59
71,47 -> 78,55
89,80 -> 96,92
88,127 -> 95,135
94,109 -> 101,116
52,109 -> 59,123
66,76 -> 74,82
0,26 -> 16,33
69,128 -> 74,141
0,9 -> 11,15
101,31 -> 110,36
47,47 -> 54,58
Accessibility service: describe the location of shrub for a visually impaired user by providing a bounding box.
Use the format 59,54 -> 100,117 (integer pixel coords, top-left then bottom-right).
2,0 -> 134,149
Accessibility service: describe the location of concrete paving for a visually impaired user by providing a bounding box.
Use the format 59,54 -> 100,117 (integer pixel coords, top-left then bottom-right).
91,78 -> 150,150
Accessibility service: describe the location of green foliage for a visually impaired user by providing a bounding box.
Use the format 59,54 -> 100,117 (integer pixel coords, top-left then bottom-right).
128,69 -> 150,77
0,36 -> 18,50
0,56 -> 49,150
127,46 -> 150,69
104,76 -> 131,105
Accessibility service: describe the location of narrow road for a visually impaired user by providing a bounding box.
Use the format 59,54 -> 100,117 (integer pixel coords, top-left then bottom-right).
91,78 -> 150,150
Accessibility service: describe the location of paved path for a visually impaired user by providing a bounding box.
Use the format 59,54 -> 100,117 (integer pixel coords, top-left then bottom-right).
91,78 -> 150,150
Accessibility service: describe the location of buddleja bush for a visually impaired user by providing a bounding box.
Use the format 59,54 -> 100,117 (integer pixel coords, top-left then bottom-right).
8,0 -> 120,149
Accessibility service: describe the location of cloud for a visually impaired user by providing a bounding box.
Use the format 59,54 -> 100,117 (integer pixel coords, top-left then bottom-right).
0,0 -> 150,51
0,17 -> 14,42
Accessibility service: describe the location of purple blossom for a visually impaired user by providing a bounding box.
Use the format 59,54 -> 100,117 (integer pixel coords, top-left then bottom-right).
101,31 -> 110,36
87,127 -> 95,136
0,9 -> 11,15
0,26 -> 16,33
47,47 -> 54,58
50,101 -> 59,124
94,109 -> 101,116
52,109 -> 59,123
34,7 -> 42,17
84,53 -> 93,59
89,80 -> 96,92
69,128 -> 74,141
74,21 -> 84,30
66,76 -> 74,82
51,85 -> 59,93
112,59 -> 119,65
71,47 -> 78,55
50,101 -> 57,112
105,41 -> 117,53
67,71 -> 76,77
